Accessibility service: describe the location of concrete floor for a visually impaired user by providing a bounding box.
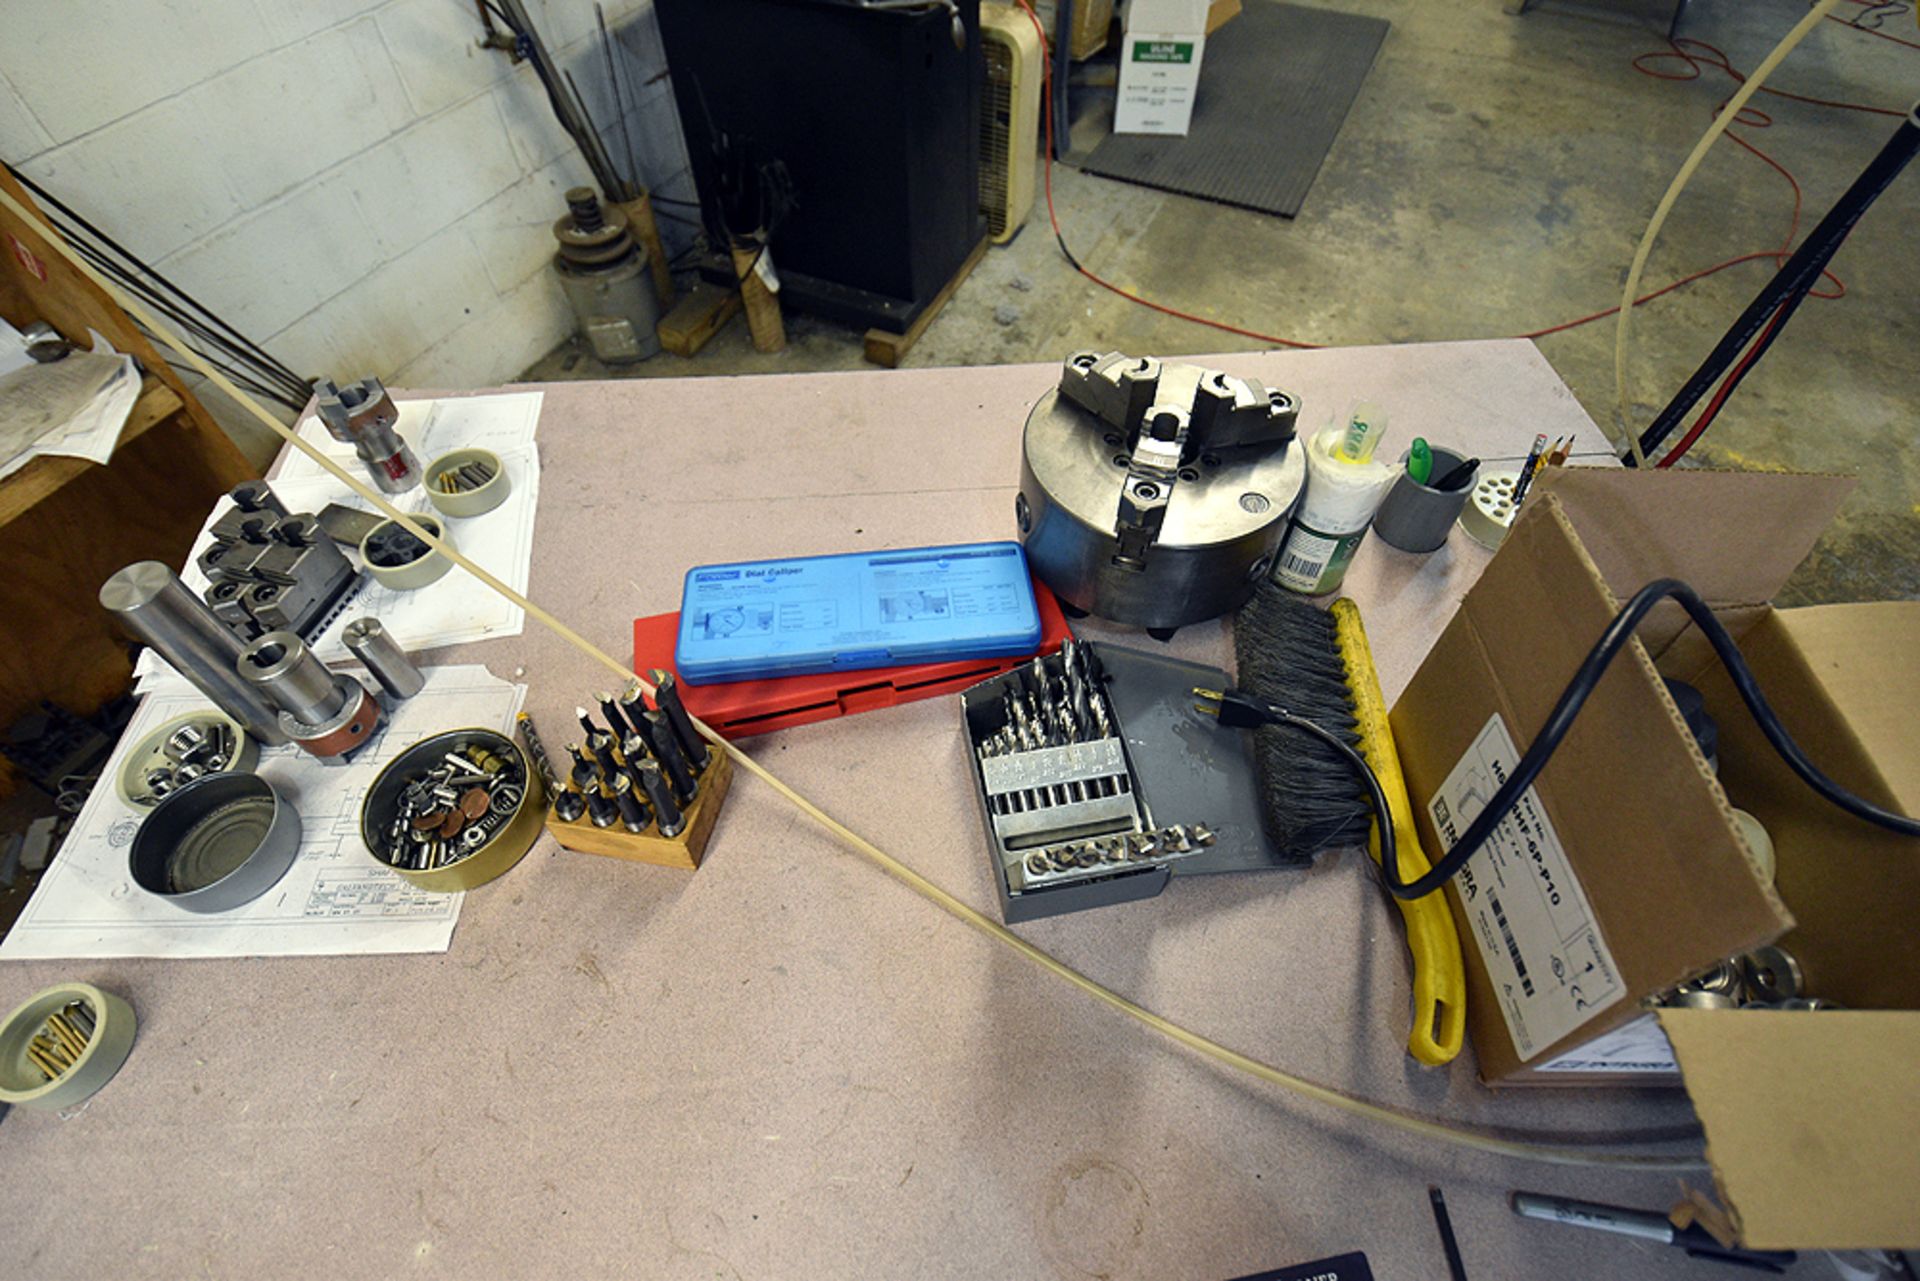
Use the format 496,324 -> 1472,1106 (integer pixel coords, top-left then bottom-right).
521,0 -> 1919,606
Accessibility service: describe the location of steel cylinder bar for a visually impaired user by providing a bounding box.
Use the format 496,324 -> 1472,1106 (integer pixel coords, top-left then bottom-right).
342,617 -> 424,700
99,562 -> 289,745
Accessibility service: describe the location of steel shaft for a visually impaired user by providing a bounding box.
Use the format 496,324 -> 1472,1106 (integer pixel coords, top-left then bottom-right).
99,562 -> 289,745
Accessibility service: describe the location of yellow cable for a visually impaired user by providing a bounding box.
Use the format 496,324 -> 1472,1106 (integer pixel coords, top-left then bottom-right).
0,186 -> 1700,1170
1612,0 -> 1842,465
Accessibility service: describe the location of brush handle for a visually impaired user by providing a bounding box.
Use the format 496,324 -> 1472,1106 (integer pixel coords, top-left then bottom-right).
1330,599 -> 1467,1067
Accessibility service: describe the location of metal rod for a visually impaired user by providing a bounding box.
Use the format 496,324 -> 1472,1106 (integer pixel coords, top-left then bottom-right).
99,563 -> 289,745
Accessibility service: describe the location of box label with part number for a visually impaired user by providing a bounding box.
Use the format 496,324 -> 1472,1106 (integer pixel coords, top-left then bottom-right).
1428,713 -> 1624,1061
1537,1013 -> 1678,1075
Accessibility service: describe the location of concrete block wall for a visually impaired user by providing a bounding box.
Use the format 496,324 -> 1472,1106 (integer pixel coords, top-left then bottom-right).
0,0 -> 698,460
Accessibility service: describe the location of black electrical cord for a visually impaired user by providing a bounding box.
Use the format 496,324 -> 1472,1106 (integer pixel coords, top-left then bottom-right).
1229,579 -> 1920,903
6,164 -> 310,391
1630,104 -> 1920,464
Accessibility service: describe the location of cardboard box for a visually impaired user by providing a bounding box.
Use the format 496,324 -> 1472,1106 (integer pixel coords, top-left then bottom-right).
1391,467 -> 1920,1249
1205,0 -> 1240,33
1114,0 -> 1207,135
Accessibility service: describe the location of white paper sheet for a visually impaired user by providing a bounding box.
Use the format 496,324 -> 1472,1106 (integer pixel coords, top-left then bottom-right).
0,666 -> 524,961
135,391 -> 543,690
0,332 -> 140,483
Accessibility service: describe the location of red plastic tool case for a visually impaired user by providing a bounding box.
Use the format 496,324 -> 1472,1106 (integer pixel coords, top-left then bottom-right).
633,583 -> 1072,739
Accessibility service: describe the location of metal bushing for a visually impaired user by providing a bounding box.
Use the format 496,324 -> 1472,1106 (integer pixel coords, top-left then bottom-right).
238,631 -> 383,763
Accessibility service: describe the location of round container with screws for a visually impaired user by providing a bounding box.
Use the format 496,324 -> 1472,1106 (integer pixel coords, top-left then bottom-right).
0,983 -> 137,1111
358,514 -> 454,590
360,728 -> 544,892
424,447 -> 510,518
114,709 -> 259,808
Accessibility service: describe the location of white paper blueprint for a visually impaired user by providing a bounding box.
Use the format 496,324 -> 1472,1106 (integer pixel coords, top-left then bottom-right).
0,666 -> 524,961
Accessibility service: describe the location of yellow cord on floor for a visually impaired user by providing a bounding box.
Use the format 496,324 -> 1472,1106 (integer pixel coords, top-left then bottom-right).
1611,0 -> 1843,464
0,185 -> 1701,1170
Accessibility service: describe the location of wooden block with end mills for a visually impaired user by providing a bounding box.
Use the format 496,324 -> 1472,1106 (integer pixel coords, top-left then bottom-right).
864,235 -> 989,369
546,751 -> 733,870
657,281 -> 743,358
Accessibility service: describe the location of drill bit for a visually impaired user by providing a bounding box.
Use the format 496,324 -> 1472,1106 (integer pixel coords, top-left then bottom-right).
649,669 -> 711,769
635,758 -> 685,837
516,712 -> 562,795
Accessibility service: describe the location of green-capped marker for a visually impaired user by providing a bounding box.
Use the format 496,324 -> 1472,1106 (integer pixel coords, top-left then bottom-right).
1408,437 -> 1433,485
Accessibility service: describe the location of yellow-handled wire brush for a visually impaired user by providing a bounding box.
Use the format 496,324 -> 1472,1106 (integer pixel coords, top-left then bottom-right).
1203,585 -> 1466,1066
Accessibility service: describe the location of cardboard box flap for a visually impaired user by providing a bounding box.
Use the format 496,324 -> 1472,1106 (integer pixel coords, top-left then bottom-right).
1772,601 -> 1920,813
1530,468 -> 1854,610
1660,1009 -> 1920,1249
1695,606 -> 1920,1011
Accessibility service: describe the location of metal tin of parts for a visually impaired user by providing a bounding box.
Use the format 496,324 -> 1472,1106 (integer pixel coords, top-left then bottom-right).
0,983 -> 137,1111
360,729 -> 544,892
99,561 -> 290,746
358,514 -> 454,590
239,630 -> 383,762
130,772 -> 303,912
1017,352 -> 1305,633
424,447 -> 511,518
114,709 -> 259,808
342,617 -> 424,701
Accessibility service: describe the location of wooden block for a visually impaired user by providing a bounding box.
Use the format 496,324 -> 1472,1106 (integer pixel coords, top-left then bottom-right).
864,235 -> 989,369
657,281 -> 742,357
730,246 -> 786,354
546,750 -> 733,870
613,193 -> 675,308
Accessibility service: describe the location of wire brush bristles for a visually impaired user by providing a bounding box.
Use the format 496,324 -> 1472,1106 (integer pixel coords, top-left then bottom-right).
1233,582 -> 1374,864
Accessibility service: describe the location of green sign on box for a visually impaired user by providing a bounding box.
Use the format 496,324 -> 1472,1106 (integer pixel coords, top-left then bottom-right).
1132,40 -> 1195,63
